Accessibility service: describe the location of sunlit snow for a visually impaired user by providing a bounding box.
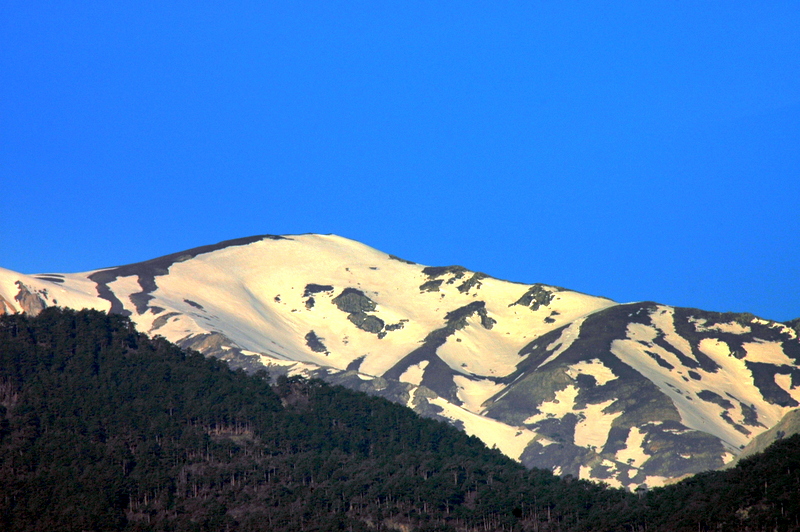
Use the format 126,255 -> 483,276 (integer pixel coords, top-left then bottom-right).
524,385 -> 579,424
574,399 -> 622,449
399,361 -> 429,386
615,427 -> 647,468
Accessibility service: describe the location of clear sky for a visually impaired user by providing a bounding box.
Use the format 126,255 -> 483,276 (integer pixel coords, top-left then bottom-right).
2,2 -> 799,322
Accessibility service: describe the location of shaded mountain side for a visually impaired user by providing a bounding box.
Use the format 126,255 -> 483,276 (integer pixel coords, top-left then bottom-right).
484,304 -> 729,483
1,308 -> 799,531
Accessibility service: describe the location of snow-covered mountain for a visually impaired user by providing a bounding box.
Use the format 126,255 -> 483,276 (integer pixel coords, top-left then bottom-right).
2,234 -> 799,489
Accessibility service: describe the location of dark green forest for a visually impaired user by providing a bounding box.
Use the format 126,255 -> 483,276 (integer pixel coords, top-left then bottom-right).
0,308 -> 798,531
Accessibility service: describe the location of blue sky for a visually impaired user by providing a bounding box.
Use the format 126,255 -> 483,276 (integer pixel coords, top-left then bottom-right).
2,2 -> 799,322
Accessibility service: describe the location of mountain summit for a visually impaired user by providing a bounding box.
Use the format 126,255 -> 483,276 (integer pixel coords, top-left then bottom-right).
2,234 -> 798,488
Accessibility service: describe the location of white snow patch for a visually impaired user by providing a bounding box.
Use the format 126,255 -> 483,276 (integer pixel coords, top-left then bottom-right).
776,373 -> 794,393
643,476 -> 670,488
428,396 -> 537,460
406,387 -> 418,409
625,322 -> 657,343
535,436 -> 557,447
399,360 -> 429,386
615,427 -> 648,468
107,275 -> 146,316
566,359 -> 617,386
743,340 -> 796,366
437,314 -> 521,377
537,318 -> 586,369
453,375 -> 504,414
697,337 -> 730,358
722,452 -> 736,464
574,399 -> 622,449
774,373 -> 800,404
524,385 -> 579,424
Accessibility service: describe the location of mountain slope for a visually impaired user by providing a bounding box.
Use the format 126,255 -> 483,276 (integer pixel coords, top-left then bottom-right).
2,234 -> 798,488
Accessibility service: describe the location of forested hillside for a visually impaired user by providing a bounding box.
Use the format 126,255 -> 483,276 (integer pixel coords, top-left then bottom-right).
0,308 -> 798,531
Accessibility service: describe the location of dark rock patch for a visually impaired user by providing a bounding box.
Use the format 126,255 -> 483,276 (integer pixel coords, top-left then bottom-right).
573,373 -> 597,389
520,417 -> 590,478
651,334 -> 701,370
14,282 -> 47,316
422,265 -> 467,281
331,288 -> 394,337
670,308 -> 768,372
348,312 -> 385,334
739,401 -> 764,428
513,326 -> 574,377
529,414 -> 579,445
183,299 -> 204,310
510,284 -> 557,311
697,390 -> 734,409
720,411 -> 751,435
346,355 -> 366,372
603,426 -> 634,456
333,288 -> 376,313
444,301 -> 495,330
644,350 -> 675,370
305,297 -> 315,309
383,341 -> 461,405
150,312 -> 181,331
458,272 -> 488,293
177,331 -> 265,374
419,279 -> 444,292
511,302 -> 656,384
638,426 -> 727,478
305,331 -> 328,354
746,361 -> 799,407
781,335 -> 800,365
303,284 -> 334,297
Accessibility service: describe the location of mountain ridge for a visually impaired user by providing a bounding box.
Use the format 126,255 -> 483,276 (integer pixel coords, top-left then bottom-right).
2,233 -> 798,489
